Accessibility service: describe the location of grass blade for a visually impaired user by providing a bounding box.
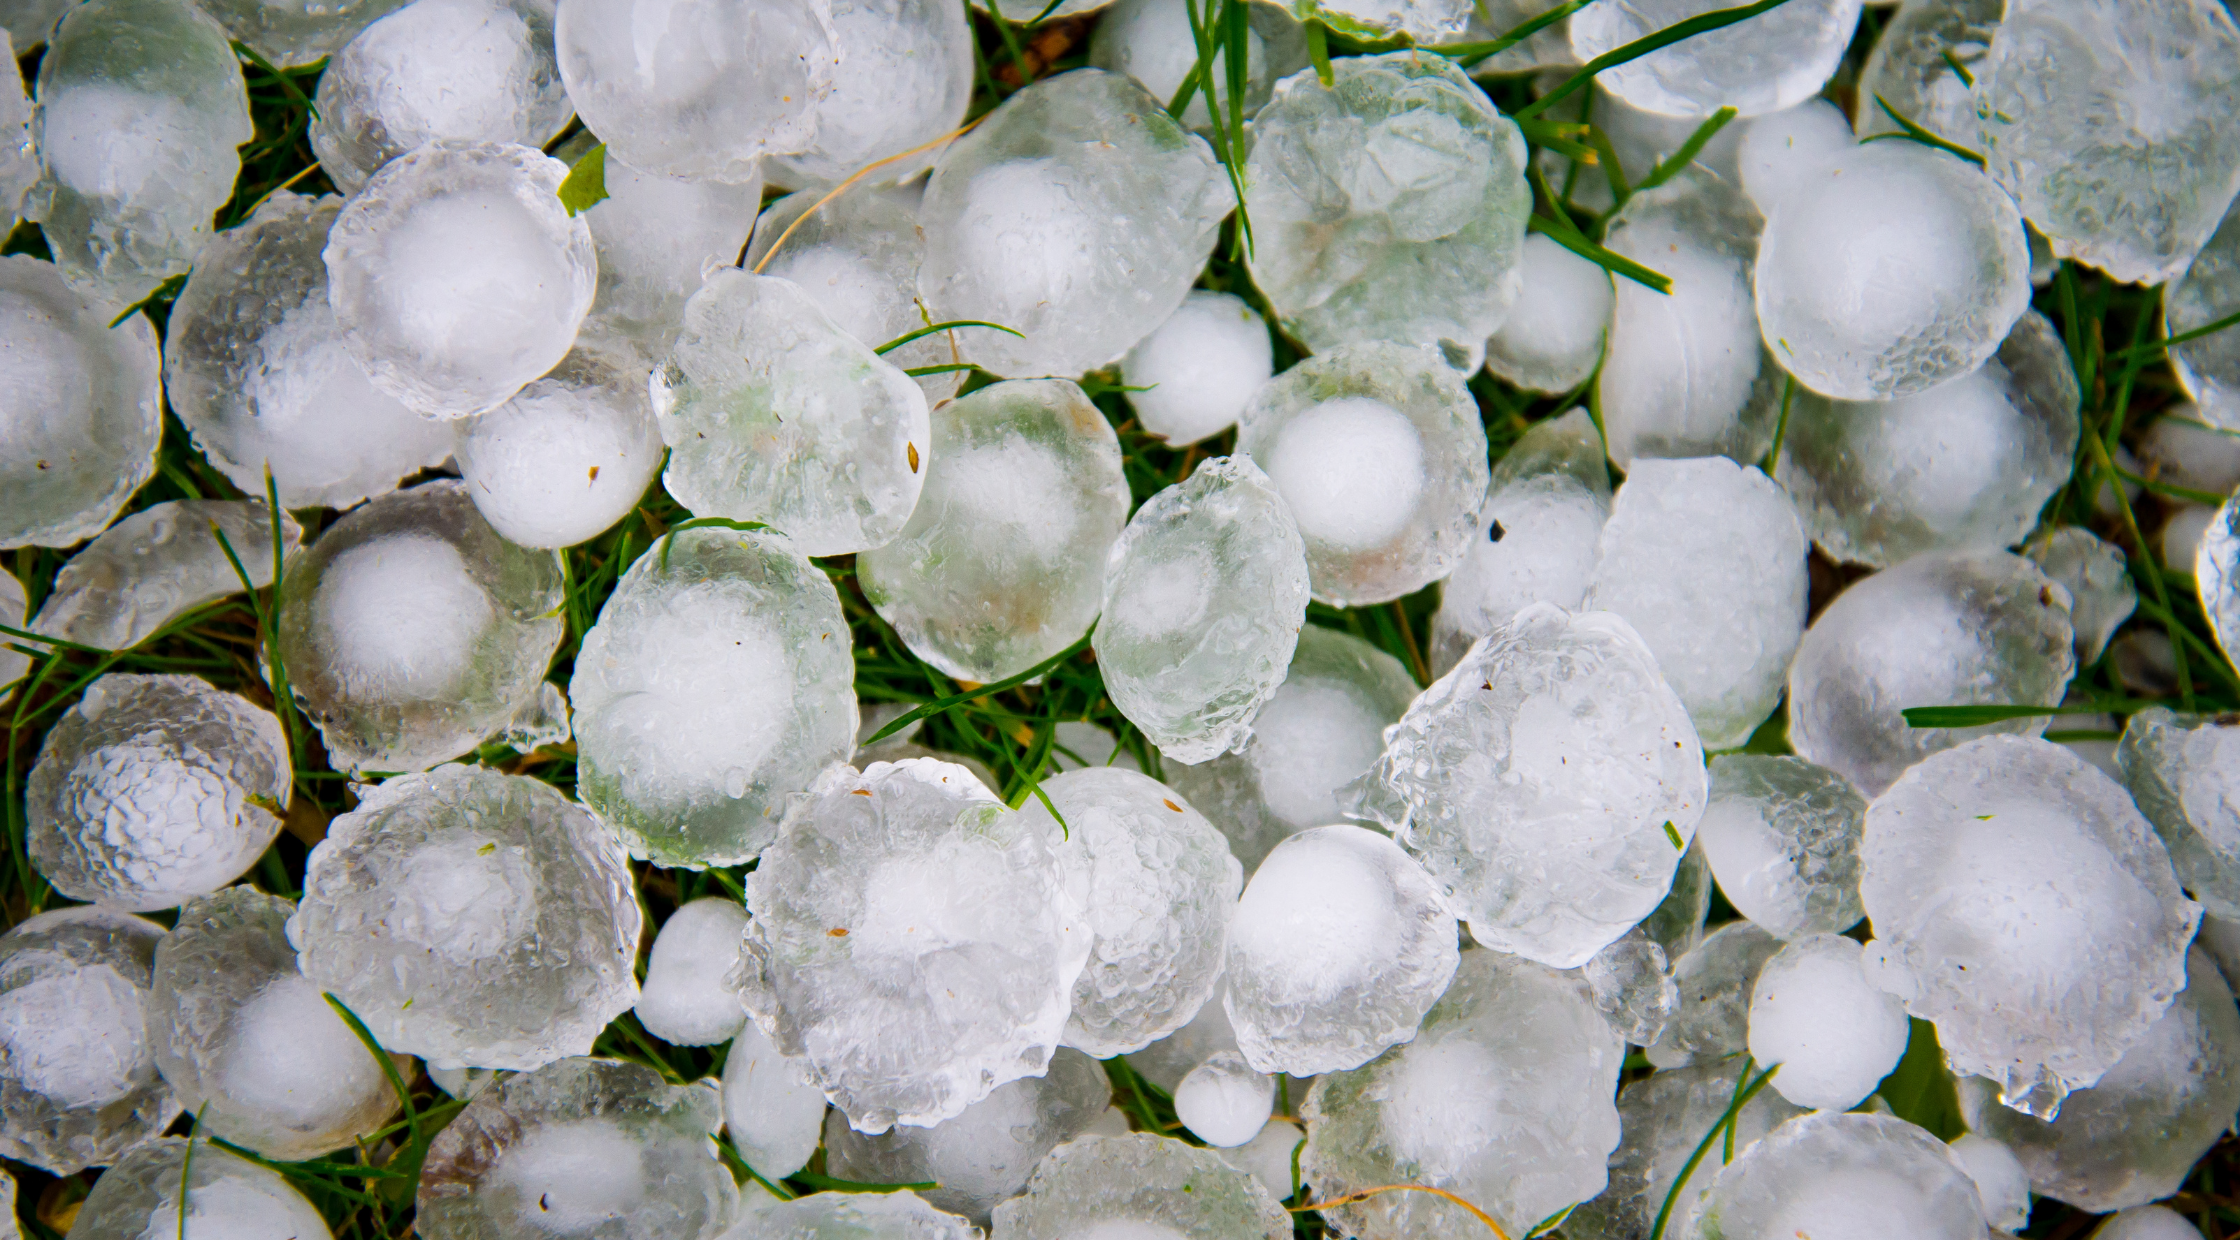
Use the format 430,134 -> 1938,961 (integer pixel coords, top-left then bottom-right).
2111,305 -> 2240,361
864,624 -> 1097,745
1447,0 -> 1590,70
1899,701 -> 2163,727
1534,221 -> 1672,293
1634,106 -> 1738,195
1306,19 -> 1334,87
1519,0 -> 1801,120
874,319 -> 1022,354
1860,94 -> 1986,165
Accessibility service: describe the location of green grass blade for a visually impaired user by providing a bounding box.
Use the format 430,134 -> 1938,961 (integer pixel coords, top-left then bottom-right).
1449,0 -> 1590,69
657,519 -> 773,570
874,319 -> 1023,353
2111,305 -> 2240,361
864,624 -> 1097,745
1534,221 -> 1673,293
1519,0 -> 1801,119
1899,701 -> 2161,727
322,993 -> 423,1153
1635,106 -> 1738,194
1761,372 -> 1797,474
1859,94 -> 1986,165
903,362 -> 980,378
786,1171 -> 941,1194
1306,19 -> 1334,87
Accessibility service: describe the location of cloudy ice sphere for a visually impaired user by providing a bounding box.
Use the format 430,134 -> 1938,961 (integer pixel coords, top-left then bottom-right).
1350,604 -> 1707,968
1570,0 -> 1860,118
1244,54 -> 1529,370
1087,0 -> 1306,133
276,480 -> 565,774
988,1132 -> 1294,1240
67,1138 -> 330,1240
1745,934 -> 1909,1111
0,571 -> 26,689
1304,949 -> 1623,1240
1786,550 -> 2075,797
1561,1059 -> 1804,1239
582,156 -> 761,356
289,766 -> 643,1071
2097,1208 -> 2208,1240
1648,920 -> 1782,1068
1738,97 -> 1854,215
1947,1133 -> 2032,1232
1862,736 -> 2201,1118
858,379 -> 1130,682
2121,709 -> 2240,919
765,0 -> 973,188
1223,825 -> 1459,1076
24,0 -> 251,307
30,501 -> 301,651
454,338 -> 666,550
741,1192 -> 979,1238
27,674 -> 289,912
325,139 -> 597,418
920,69 -> 1230,378
1175,1053 -> 1273,1149
1682,1112 -> 1988,1240
1583,928 -> 1679,1047
2029,527 -> 2135,665
0,255 -> 161,550
418,1058 -> 736,1240
634,898 -> 749,1047
722,1018 -> 825,1179
1696,754 -> 1867,940
1855,0 -> 1997,148
1120,291 -> 1276,446
1482,235 -> 1614,394
2170,207 -> 2240,426
2139,406 -> 2240,490
570,528 -> 856,866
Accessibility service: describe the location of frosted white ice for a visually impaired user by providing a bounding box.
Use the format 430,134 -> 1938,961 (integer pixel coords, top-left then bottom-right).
766,0 -> 974,188
722,1017 -> 826,1179
1648,919 -> 1782,1068
1177,1052 -> 1273,1148
1483,235 -> 1614,394
583,153 -> 761,356
1738,97 -> 1854,215
1947,1133 -> 2032,1232
67,1139 -> 331,1240
455,337 -> 667,549
1746,933 -> 1909,1111
1121,291 -> 1276,446
635,897 -> 750,1047
1571,0 -> 1864,118
1681,1111 -> 1989,1240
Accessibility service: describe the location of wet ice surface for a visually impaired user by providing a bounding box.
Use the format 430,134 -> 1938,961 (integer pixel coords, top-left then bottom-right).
1582,927 -> 1679,1047
1120,291 -> 1276,447
744,183 -> 955,402
1695,754 -> 1867,940
30,500 -> 300,650
1570,0 -> 1863,118
585,155 -> 762,357
1854,0 -> 1997,146
68,1137 -> 331,1240
198,0 -> 400,65
635,897 -> 750,1047
1737,97 -> 1854,216
2120,708 -> 2240,919
455,337 -> 668,550
988,1132 -> 1293,1240
1745,933 -> 1909,1111
2202,494 -> 2240,671
731,1189 -> 980,1238
765,0 -> 975,189
1682,1111 -> 1988,1240
1562,1058 -> 1803,1239
1947,1132 -> 2032,1232
1176,1052 -> 1272,1148
1087,0 -> 1306,134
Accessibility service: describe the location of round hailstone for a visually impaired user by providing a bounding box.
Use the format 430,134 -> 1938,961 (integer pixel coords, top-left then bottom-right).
554,0 -> 834,181
2028,532 -> 2132,666
418,1058 -> 736,1240
149,888 -> 403,1161
583,154 -> 762,356
1786,549 -> 2074,797
453,337 -> 667,550
289,765 -> 644,1071
634,897 -> 750,1047
723,1017 -> 826,1180
1303,949 -> 1623,1240
765,0 -> 974,188
324,139 -> 597,418
27,674 -> 289,912
2168,204 -> 2240,426
2201,492 -> 2240,668
651,270 -> 930,556
195,0 -> 401,66
1945,1133 -> 2032,1233
1647,920 -> 1782,1068
738,759 -> 1089,1133
68,1138 -> 331,1240
2120,708 -> 2240,919
29,501 -> 302,652
918,68 -> 1230,378
858,378 -> 1130,683
1583,456 -> 1807,749
990,1132 -> 1293,1240
1570,0 -> 1863,118
0,255 -> 160,549
1176,1052 -> 1273,1149
275,479 -> 566,775
1756,142 -> 2032,401
308,0 -> 570,193
1583,928 -> 1680,1047
1683,1112 -> 1988,1240
750,1191 -> 982,1238
1695,754 -> 1868,940
1861,736 -> 2201,1119
570,527 -> 856,866
1350,604 -> 1707,969
1088,0 -> 1308,133
1854,0 -> 1998,148
1120,291 -> 1277,446
165,192 -> 451,510
1223,824 -> 1459,1076
1745,933 -> 1909,1112
1244,54 -> 1529,370
1561,1059 -> 1805,1239
0,907 -> 176,1174
2093,1207 -> 2212,1240
1098,457 -> 1309,763
1165,624 -> 1420,871
1736,97 -> 1854,215
1236,343 -> 1489,606
2138,404 -> 2240,493
1483,234 -> 1614,394
1778,309 -> 2080,568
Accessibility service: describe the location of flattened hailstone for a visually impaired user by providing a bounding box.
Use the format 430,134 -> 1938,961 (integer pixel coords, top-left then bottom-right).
2121,709 -> 2240,918
1583,928 -> 1679,1047
1166,625 -> 1418,871
1961,948 -> 2240,1212
1860,736 -> 2201,1118
1236,343 -> 1489,606
27,674 -> 289,912
918,68 -> 1230,378
858,379 -> 1130,682
276,480 -> 566,774
2096,1208 -> 2209,1240
1244,55 -> 1529,370
738,759 -> 1090,1133
288,765 -> 644,1071
1562,1059 -> 1805,1240
2028,528 -> 2135,665
823,1048 -> 1110,1222
164,193 -> 451,510
0,908 -> 175,1173
1120,290 -> 1276,446
1302,949 -> 1623,1240
1786,550 -> 2075,797
1696,755 -> 1866,940
0,256 -> 161,550
1777,309 -> 2081,568
1646,919 -> 1782,1068
30,501 -> 302,651
1284,0 -> 1467,41
1350,604 -> 1708,968
1759,143 -> 2031,401
1483,235 -> 1614,394
1946,1133 -> 2032,1233
570,528 -> 855,866
1223,824 -> 1459,1076
653,271 -> 929,556
2170,206 -> 2240,426
584,156 -> 762,355
454,338 -> 667,550
634,898 -> 750,1047
989,1132 -> 1293,1240
1682,1112 -> 1988,1240
1745,934 -> 1909,1112
765,0 -> 974,189
325,139 -> 597,419
1737,97 -> 1855,216
309,0 -> 570,194
68,1139 -> 330,1240
1571,0 -> 1860,118
1176,1053 -> 1273,1148
149,889 -> 402,1161
418,1058 -> 736,1240
1088,0 -> 1309,134
1855,0 -> 2000,147
744,184 -> 956,402
722,1018 -> 826,1179
24,0 -> 250,307
732,1192 -> 980,1239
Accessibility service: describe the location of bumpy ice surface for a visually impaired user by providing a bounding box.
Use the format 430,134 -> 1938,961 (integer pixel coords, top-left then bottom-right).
1683,1111 -> 1988,1240
988,1132 -> 1293,1240
30,500 -> 301,651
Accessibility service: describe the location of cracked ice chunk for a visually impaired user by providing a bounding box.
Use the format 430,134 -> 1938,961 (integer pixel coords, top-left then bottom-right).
1243,54 -> 1529,370
990,1132 -> 1293,1240
1861,735 -> 2201,1118
1483,234 -> 1614,394
290,765 -> 643,1071
738,759 -> 1089,1133
1120,291 -> 1277,447
1683,1112 -> 1987,1240
1746,933 -> 1909,1112
571,527 -> 856,866
2028,528 -> 2134,666
1177,1052 -> 1272,1149
69,1138 -> 330,1240
1571,0 -> 1861,118
1088,0 -> 1308,134
635,897 -> 750,1047
1303,949 -> 1622,1240
28,674 -> 289,912
722,1017 -> 825,1180
1223,824 -> 1459,1076
585,155 -> 762,356
1737,98 -> 1854,216
455,337 -> 667,550
1947,1133 -> 2032,1232
2169,204 -> 2240,426
30,501 -> 300,651
733,1191 -> 979,1238
1583,928 -> 1678,1047
1855,0 -> 1999,148
1563,1058 -> 1804,1239
1696,754 -> 1867,940
2120,709 -> 2240,920
1648,920 -> 1782,1068
766,0 -> 973,188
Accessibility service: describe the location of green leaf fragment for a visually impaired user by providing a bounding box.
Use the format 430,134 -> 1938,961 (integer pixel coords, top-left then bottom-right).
558,143 -> 610,217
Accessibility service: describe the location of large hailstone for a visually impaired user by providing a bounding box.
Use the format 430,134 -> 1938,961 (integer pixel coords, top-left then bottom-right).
857,379 -> 1130,683
1484,234 -> 1615,394
2120,709 -> 2240,919
1120,290 -> 1278,447
1243,54 -> 1529,370
454,337 -> 667,550
1570,0 -> 1863,118
68,1139 -> 330,1240
1682,1112 -> 1988,1240
1236,343 -> 1489,607
30,502 -> 297,653
918,68 -> 1230,378
27,674 -> 289,912
1861,736 -> 2201,1119
1695,754 -> 1867,940
570,528 -> 856,867
766,0 -> 975,188
738,759 -> 1090,1133
583,154 -> 762,356
989,1133 -> 1293,1240
1350,604 -> 1707,968
1854,0 -> 1998,147
288,765 -> 644,1072
1746,934 -> 1909,1112
1562,1059 -> 1805,1239
1649,920 -> 1783,1068
2169,201 -> 2240,426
